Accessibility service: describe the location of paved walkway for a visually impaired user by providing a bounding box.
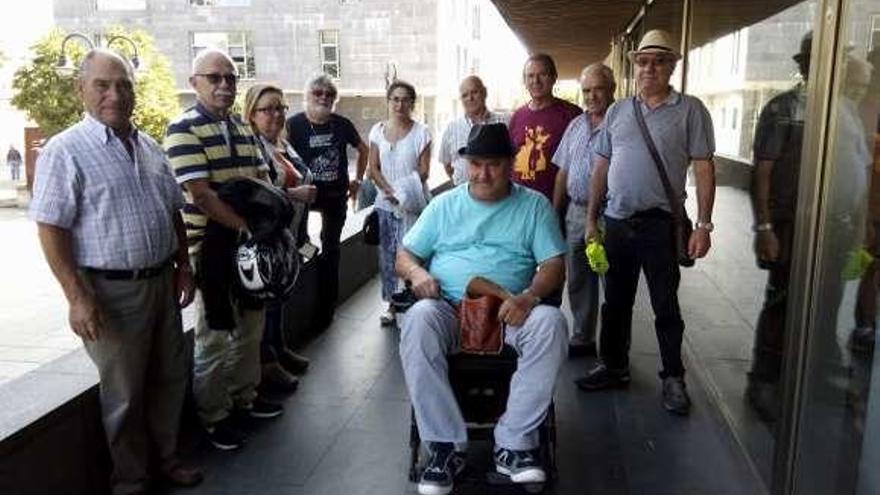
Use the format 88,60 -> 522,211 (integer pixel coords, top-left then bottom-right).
1,185 -> 790,493
159,276 -> 765,495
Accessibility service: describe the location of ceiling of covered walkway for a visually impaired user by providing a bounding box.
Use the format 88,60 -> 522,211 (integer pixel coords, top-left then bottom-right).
491,0 -> 803,79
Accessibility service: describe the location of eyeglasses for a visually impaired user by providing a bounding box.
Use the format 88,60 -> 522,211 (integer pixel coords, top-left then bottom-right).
195,73 -> 238,85
311,89 -> 336,98
389,96 -> 414,104
255,104 -> 289,115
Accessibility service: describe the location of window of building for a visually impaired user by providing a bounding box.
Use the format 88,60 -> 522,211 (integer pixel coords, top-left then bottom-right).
96,0 -> 146,9
871,14 -> 880,50
731,107 -> 738,130
190,0 -> 251,6
320,30 -> 340,79
472,4 -> 481,40
191,32 -> 256,79
731,30 -> 741,74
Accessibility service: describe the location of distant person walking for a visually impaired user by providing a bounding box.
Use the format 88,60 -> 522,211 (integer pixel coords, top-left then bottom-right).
7,144 -> 21,181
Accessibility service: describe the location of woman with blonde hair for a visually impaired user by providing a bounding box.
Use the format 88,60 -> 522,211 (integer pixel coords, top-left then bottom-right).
243,83 -> 317,393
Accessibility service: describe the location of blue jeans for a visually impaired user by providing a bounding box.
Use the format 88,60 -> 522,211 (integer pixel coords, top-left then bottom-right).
377,209 -> 403,302
600,210 -> 685,378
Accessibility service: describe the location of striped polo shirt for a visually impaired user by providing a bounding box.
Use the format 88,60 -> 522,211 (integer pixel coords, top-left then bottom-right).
164,102 -> 268,255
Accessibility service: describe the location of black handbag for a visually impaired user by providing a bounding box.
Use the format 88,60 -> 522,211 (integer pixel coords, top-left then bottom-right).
362,209 -> 380,245
632,98 -> 695,268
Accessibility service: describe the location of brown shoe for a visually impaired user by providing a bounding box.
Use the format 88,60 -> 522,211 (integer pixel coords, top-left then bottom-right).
160,458 -> 204,487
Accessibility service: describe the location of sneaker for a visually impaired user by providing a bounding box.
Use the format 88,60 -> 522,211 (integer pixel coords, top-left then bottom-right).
205,417 -> 245,451
418,442 -> 465,495
662,376 -> 691,415
493,447 -> 545,483
278,348 -> 310,375
246,397 -> 284,419
261,362 -> 300,394
574,363 -> 631,390
380,308 -> 396,326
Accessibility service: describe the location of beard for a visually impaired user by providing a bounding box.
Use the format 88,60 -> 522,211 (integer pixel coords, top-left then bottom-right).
308,104 -> 332,121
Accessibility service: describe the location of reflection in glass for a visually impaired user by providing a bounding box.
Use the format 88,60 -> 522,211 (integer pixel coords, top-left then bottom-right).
748,30 -> 811,425
793,1 -> 880,492
686,0 -> 817,489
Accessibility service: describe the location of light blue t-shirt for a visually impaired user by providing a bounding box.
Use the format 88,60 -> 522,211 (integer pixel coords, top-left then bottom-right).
402,183 -> 566,303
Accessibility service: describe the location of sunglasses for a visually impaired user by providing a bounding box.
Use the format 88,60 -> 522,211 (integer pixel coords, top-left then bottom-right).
633,57 -> 673,68
195,73 -> 238,85
255,104 -> 289,115
311,89 -> 336,98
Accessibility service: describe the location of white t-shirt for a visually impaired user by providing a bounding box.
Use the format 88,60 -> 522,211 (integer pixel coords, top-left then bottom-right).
369,120 -> 431,212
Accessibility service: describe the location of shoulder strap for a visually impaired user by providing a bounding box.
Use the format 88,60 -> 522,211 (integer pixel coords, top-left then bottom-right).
631,97 -> 682,219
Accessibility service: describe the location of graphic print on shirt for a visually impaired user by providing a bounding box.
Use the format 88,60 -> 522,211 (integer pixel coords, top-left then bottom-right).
308,132 -> 340,182
514,125 -> 550,181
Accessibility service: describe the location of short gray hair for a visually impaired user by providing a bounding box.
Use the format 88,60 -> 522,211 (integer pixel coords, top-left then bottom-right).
191,48 -> 236,76
303,74 -> 338,101
580,63 -> 616,92
79,48 -> 133,81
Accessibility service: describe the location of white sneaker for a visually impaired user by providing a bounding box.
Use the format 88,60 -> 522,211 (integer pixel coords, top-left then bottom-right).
380,309 -> 396,326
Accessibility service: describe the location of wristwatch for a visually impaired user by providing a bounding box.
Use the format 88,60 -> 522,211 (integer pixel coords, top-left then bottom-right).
695,221 -> 714,232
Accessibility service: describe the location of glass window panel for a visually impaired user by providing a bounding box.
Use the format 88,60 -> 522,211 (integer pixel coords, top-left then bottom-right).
792,1 -> 880,493
686,0 -> 819,490
191,31 -> 254,79
320,30 -> 338,44
323,46 -> 338,62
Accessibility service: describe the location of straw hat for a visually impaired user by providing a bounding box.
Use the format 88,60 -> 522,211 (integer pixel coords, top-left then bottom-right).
628,29 -> 681,62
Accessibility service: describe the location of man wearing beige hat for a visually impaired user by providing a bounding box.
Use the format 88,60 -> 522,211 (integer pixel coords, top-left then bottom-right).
578,29 -> 716,416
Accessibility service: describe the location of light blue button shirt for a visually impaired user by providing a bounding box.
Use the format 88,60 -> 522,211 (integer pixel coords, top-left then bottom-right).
552,113 -> 602,204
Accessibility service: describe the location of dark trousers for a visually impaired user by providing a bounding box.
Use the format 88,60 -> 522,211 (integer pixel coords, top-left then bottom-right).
750,221 -> 793,383
600,211 -> 685,378
261,302 -> 286,363
309,193 -> 347,324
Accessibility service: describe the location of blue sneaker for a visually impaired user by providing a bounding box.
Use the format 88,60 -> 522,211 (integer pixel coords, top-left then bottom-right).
494,447 -> 545,483
418,442 -> 465,495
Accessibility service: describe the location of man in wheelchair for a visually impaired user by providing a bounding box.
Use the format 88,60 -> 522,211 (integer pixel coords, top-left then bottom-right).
395,123 -> 568,495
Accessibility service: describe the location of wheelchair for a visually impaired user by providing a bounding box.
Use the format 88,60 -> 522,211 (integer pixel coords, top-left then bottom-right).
405,346 -> 558,493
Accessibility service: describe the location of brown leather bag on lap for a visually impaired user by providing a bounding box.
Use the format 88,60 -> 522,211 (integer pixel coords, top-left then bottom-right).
458,276 -> 509,355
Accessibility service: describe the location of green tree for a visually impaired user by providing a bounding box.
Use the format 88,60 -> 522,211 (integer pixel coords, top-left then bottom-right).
11,27 -> 179,141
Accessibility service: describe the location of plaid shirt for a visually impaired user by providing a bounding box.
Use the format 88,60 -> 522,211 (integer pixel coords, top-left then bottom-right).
552,113 -> 602,204
29,114 -> 184,269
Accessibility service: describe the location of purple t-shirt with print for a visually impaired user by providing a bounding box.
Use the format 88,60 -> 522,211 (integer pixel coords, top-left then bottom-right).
509,98 -> 582,200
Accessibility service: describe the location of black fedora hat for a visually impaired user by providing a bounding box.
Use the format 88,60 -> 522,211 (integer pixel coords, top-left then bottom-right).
458,123 -> 514,158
